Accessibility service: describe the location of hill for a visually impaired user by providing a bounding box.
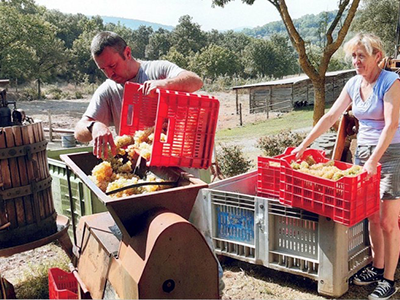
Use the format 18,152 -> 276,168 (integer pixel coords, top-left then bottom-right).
241,10 -> 339,43
100,11 -> 341,45
101,16 -> 174,31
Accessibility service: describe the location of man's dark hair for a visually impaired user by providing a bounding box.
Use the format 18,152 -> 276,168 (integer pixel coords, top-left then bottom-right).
90,31 -> 127,58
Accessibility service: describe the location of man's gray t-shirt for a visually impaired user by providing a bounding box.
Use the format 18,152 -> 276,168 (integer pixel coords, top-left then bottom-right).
84,60 -> 184,134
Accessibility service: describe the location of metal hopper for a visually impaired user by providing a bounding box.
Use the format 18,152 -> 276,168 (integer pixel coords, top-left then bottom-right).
60,151 -> 207,238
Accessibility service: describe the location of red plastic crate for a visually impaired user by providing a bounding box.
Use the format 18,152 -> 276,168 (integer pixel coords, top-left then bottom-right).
279,149 -> 381,227
48,268 -> 78,299
257,147 -> 296,199
120,82 -> 219,169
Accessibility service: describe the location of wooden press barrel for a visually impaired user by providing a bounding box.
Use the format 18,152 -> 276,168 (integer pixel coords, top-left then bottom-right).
0,122 -> 57,248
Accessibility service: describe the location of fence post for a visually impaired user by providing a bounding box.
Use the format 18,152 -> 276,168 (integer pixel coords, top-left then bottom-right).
267,88 -> 271,119
249,90 -> 253,114
239,103 -> 243,126
48,111 -> 53,142
236,89 -> 239,115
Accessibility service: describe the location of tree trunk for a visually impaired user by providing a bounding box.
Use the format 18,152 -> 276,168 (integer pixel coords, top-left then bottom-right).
37,79 -> 41,100
312,77 -> 326,126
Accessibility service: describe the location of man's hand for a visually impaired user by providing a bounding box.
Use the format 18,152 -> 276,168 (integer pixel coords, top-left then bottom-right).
75,118 -> 117,160
140,79 -> 168,95
140,70 -> 203,95
91,122 -> 117,160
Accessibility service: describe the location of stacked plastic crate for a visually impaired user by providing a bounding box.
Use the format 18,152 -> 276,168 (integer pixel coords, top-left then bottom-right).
204,148 -> 380,297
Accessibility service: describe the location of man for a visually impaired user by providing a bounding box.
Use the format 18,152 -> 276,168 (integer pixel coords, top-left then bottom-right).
74,31 -> 203,159
75,31 -> 224,293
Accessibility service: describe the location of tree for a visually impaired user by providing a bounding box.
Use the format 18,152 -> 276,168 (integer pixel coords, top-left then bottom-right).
213,0 -> 361,124
351,0 -> 398,56
70,31 -> 102,84
172,15 -> 207,56
0,2 -> 33,80
190,44 -> 242,80
130,25 -> 154,59
161,46 -> 191,69
145,28 -> 172,60
0,0 -> 68,93
42,10 -> 89,49
245,39 -> 277,78
205,29 -> 251,53
269,34 -> 298,78
28,19 -> 69,98
68,16 -> 105,83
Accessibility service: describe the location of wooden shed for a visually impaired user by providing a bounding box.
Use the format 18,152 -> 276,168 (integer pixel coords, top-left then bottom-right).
232,69 -> 355,116
0,79 -> 9,90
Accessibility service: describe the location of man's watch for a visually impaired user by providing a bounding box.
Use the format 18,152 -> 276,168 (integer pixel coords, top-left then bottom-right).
87,121 -> 96,133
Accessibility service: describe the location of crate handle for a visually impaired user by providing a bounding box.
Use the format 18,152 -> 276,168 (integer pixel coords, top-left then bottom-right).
157,118 -> 174,145
282,147 -> 325,158
126,104 -> 134,127
305,149 -> 326,162
283,147 -> 296,155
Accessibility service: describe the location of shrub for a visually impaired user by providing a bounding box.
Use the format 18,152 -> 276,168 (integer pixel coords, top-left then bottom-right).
62,91 -> 72,99
21,87 -> 45,101
257,129 -> 307,157
75,91 -> 83,99
83,83 -> 97,95
216,143 -> 253,178
47,87 -> 63,100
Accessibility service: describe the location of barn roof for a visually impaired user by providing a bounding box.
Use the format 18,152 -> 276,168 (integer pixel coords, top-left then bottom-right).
232,69 -> 355,90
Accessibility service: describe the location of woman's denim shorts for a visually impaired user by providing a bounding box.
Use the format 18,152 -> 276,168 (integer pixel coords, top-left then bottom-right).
355,143 -> 400,200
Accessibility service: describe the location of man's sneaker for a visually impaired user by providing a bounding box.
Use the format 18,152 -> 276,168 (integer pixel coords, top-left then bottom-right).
353,266 -> 383,286
368,279 -> 397,300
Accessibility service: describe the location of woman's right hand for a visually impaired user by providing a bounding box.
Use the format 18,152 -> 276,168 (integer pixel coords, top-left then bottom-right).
291,145 -> 306,160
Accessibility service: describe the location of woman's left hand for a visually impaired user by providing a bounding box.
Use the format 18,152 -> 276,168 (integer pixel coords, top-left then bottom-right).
363,158 -> 378,178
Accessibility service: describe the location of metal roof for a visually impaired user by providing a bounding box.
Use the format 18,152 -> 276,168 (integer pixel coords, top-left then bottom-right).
232,69 -> 355,90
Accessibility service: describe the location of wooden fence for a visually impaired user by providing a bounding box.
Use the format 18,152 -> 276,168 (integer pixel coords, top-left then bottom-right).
233,70 -> 356,116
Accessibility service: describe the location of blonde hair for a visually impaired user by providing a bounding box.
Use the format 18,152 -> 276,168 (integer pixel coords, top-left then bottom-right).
343,33 -> 385,59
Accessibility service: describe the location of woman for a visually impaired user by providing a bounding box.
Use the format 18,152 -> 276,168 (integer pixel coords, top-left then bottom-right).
293,33 -> 400,300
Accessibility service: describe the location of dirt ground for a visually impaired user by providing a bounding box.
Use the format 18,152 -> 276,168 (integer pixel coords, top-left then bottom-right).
1,91 -> 400,299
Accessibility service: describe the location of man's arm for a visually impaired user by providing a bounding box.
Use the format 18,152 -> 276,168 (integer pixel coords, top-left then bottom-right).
75,116 -> 96,143
141,70 -> 203,94
75,116 -> 116,159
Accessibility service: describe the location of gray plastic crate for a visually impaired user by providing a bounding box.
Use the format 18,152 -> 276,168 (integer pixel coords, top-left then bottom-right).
47,147 -> 107,236
203,171 -> 372,297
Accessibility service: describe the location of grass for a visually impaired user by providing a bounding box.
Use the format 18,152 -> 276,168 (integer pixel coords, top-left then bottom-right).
216,107 -> 314,142
5,243 -> 71,299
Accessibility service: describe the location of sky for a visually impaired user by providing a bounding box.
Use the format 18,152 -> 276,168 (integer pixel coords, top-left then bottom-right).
34,0 -> 339,32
